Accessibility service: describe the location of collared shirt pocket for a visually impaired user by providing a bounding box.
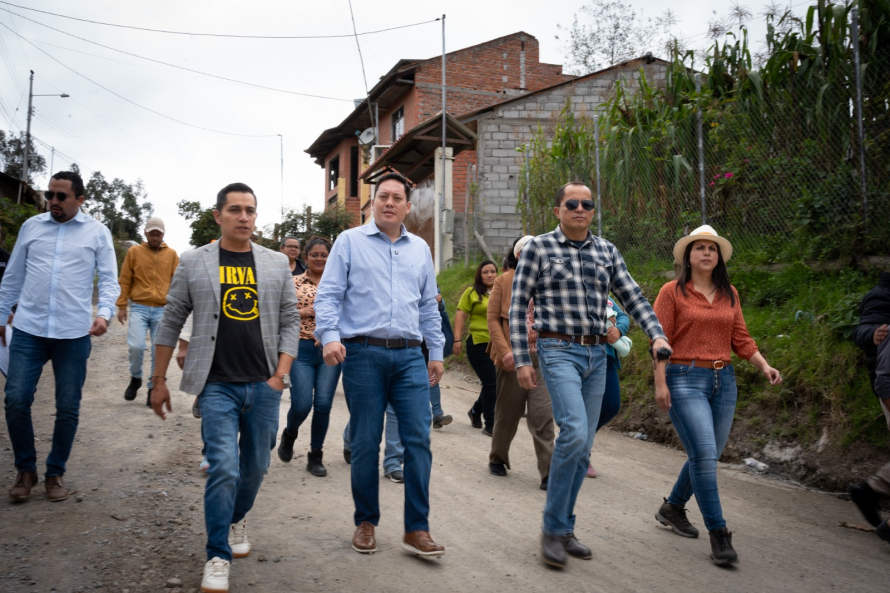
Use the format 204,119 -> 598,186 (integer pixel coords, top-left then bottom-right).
582,259 -> 611,290
547,257 -> 573,282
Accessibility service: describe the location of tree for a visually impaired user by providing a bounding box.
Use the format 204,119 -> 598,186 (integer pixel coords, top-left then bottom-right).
271,205 -> 355,246
177,200 -> 218,247
86,172 -> 153,241
556,0 -> 667,74
0,129 -> 46,184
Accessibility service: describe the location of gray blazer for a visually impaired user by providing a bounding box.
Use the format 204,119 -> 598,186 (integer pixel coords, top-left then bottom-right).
155,241 -> 300,395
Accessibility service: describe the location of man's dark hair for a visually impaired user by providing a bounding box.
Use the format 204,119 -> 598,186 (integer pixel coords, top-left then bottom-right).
553,181 -> 589,207
375,171 -> 412,201
280,236 -> 300,250
216,182 -> 257,211
51,171 -> 85,197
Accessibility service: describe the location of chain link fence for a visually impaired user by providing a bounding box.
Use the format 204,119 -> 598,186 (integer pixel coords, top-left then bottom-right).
519,9 -> 890,268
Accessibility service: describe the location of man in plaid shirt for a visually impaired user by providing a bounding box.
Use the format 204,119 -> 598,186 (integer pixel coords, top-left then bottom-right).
509,181 -> 671,568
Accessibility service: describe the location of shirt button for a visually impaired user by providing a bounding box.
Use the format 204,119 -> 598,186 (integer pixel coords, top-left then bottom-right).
395,251 -> 399,255
211,336 -> 215,341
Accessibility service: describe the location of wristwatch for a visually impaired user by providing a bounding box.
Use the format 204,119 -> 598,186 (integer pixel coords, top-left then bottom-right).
274,372 -> 292,389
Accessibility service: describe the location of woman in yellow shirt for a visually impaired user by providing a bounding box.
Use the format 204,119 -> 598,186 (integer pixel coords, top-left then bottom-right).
453,260 -> 498,435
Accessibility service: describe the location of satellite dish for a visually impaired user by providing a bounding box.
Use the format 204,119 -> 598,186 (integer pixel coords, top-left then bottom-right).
358,128 -> 376,146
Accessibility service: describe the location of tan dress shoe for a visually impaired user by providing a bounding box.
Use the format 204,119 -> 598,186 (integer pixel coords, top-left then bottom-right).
45,475 -> 69,502
9,471 -> 38,500
402,530 -> 445,557
352,521 -> 377,553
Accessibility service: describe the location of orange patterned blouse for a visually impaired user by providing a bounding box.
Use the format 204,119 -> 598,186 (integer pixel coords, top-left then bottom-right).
293,273 -> 318,341
653,280 -> 758,363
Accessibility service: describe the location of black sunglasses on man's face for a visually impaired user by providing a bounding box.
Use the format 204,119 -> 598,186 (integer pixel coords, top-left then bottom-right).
44,191 -> 74,202
563,199 -> 595,211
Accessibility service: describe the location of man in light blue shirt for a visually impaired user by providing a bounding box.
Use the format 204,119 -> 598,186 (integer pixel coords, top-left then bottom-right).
0,170 -> 119,503
315,171 -> 446,558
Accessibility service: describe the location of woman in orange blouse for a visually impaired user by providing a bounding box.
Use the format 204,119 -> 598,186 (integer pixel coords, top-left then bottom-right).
652,225 -> 781,567
277,237 -> 341,478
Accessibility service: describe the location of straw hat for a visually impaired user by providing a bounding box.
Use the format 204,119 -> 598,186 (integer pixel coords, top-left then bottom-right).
513,235 -> 535,258
672,225 -> 733,264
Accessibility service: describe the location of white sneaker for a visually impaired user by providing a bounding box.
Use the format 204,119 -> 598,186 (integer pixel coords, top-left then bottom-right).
199,457 -> 210,472
228,518 -> 250,558
201,557 -> 229,593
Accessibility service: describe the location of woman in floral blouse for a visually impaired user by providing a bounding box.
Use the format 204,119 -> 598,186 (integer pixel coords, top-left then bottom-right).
277,236 -> 340,477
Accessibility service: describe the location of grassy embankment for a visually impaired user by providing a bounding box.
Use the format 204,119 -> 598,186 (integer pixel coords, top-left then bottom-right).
438,259 -> 889,450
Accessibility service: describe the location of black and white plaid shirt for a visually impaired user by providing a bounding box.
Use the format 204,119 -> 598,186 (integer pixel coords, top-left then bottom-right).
509,225 -> 667,368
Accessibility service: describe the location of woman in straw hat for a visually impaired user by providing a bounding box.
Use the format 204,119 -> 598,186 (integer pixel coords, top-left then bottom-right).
651,225 -> 782,566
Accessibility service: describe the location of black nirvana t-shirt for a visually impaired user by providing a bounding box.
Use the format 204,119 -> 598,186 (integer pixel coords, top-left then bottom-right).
206,248 -> 268,383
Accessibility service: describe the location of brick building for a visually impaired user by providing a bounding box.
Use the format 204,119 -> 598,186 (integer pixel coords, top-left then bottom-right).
305,32 -> 574,228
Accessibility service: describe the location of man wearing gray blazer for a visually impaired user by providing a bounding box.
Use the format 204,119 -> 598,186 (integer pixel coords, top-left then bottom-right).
149,183 -> 299,593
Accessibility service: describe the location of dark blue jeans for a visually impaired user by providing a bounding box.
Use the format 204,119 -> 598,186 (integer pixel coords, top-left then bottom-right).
287,339 -> 342,450
4,328 -> 91,477
341,342 -> 432,531
200,381 -> 282,561
596,356 -> 621,431
665,363 -> 738,531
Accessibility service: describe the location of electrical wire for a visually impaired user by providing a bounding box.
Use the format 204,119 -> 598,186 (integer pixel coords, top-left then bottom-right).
0,7 -> 355,102
0,20 -> 278,138
347,0 -> 376,133
0,1 -> 440,40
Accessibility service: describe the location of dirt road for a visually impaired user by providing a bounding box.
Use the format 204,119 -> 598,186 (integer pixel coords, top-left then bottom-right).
1,323 -> 887,593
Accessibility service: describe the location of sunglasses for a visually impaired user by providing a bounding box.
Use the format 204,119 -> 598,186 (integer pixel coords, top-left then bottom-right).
563,199 -> 595,211
44,191 -> 75,202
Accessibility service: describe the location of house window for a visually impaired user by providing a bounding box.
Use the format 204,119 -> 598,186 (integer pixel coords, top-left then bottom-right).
391,106 -> 405,140
328,156 -> 340,192
350,146 -> 359,197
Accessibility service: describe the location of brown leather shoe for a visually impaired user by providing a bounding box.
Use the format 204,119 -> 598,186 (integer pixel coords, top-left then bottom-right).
9,471 -> 38,501
352,521 -> 377,554
401,530 -> 445,557
45,475 -> 69,502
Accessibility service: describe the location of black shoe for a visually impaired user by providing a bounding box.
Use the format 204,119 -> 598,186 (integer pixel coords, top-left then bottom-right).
277,429 -> 298,463
433,414 -> 452,429
306,448 -> 327,477
560,533 -> 591,559
124,377 -> 141,401
541,533 -> 566,568
145,388 -> 153,407
877,520 -> 890,544
708,527 -> 738,566
489,462 -> 507,476
481,427 -> 493,437
655,497 -> 700,538
467,408 -> 482,429
385,470 -> 404,483
848,482 -> 883,527
343,448 -> 351,464
540,476 -> 548,491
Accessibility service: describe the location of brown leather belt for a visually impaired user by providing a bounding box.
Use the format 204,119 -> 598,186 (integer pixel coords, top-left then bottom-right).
538,331 -> 607,345
344,336 -> 422,349
670,358 -> 730,369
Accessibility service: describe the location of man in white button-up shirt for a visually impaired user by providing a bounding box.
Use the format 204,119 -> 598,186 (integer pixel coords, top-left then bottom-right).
0,170 -> 119,503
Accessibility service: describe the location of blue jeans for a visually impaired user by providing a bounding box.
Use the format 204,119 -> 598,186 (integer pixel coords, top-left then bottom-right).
536,338 -> 607,536
596,356 -> 621,432
127,304 -> 165,388
341,342 -> 432,531
665,363 -> 738,531
429,384 -> 443,417
287,339 -> 342,450
343,403 -> 404,475
4,328 -> 91,477
200,381 -> 282,561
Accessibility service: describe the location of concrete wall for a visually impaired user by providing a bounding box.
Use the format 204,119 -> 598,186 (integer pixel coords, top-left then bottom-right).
457,59 -> 668,258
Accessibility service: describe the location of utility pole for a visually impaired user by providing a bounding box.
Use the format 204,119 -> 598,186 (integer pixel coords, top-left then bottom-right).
17,70 -> 69,204
278,134 -> 284,217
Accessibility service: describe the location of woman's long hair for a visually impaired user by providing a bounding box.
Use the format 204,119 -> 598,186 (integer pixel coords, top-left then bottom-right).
473,260 -> 497,300
675,241 -> 735,307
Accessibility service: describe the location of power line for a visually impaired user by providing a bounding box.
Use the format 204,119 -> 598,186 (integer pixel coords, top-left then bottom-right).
0,1 -> 440,40
0,7 -> 354,102
347,0 -> 376,135
0,20 -> 278,138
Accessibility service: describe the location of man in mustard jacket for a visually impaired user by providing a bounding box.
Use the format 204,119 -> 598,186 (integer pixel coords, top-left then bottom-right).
117,217 -> 179,405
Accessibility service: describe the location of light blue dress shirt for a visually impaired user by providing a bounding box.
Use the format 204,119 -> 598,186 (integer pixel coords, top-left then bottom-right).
0,210 -> 120,339
314,221 -> 445,361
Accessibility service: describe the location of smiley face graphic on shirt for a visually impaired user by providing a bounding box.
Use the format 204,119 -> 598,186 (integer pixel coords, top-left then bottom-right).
219,265 -> 259,321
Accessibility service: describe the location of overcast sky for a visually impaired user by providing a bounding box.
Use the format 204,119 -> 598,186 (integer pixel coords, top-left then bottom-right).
0,0 -> 805,253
